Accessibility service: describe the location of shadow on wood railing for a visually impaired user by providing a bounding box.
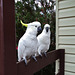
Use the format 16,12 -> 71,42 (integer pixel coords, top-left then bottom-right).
17,49 -> 65,75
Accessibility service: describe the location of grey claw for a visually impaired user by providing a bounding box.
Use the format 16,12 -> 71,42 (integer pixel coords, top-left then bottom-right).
32,56 -> 37,62
39,54 -> 42,58
44,52 -> 47,57
24,58 -> 27,65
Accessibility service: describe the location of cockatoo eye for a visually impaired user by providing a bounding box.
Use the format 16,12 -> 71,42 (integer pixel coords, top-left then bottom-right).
35,26 -> 37,27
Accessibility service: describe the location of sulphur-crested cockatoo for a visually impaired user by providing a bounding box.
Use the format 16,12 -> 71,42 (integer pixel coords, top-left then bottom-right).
37,24 -> 51,57
18,20 -> 41,64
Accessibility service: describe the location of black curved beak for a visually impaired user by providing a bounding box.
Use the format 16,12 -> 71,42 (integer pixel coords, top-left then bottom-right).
37,26 -> 42,32
37,26 -> 42,36
46,27 -> 49,32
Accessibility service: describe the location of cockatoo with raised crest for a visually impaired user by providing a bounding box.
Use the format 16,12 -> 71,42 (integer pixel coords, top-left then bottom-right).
18,20 -> 42,65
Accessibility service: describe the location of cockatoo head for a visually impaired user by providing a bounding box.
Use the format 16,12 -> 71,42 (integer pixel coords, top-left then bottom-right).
43,24 -> 50,33
28,21 -> 41,32
20,20 -> 42,35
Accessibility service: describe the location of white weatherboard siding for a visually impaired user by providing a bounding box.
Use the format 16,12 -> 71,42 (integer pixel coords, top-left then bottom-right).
65,54 -> 75,63
65,63 -> 75,72
65,71 -> 75,75
59,0 -> 75,9
56,0 -> 75,75
59,36 -> 75,44
59,27 -> 75,35
59,45 -> 75,54
59,17 -> 75,27
59,8 -> 75,18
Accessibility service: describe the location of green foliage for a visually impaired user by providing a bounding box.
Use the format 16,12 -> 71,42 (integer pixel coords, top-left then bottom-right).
15,0 -> 56,75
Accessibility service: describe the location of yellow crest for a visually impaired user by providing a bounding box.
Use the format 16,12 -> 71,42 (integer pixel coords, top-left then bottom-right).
20,20 -> 28,27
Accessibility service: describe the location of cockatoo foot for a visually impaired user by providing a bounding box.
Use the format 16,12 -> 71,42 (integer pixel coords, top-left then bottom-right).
44,52 -> 47,57
32,56 -> 37,62
39,54 -> 42,58
24,58 -> 27,65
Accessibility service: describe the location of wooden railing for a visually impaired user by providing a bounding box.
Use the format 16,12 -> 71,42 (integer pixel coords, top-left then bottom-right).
0,0 -> 65,75
17,49 -> 65,75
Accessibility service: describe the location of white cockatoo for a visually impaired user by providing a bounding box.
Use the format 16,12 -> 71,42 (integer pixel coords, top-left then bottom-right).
37,24 -> 51,57
18,20 -> 42,64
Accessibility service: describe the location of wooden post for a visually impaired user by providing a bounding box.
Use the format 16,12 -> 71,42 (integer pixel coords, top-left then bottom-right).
0,1 -> 4,75
0,0 -> 17,75
59,49 -> 65,75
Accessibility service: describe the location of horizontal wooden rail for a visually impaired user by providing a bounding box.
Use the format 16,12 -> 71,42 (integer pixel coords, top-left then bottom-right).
0,0 -> 65,75
17,49 -> 65,75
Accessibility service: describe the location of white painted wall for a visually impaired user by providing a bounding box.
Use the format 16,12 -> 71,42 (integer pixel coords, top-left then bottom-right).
56,0 -> 75,75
